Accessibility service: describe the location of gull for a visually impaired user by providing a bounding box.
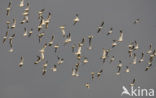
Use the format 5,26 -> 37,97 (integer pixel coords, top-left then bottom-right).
24,3 -> 30,12
107,27 -> 113,35
38,9 -> 45,20
42,61 -> 48,75
75,43 -> 82,55
85,83 -> 90,89
148,56 -> 153,65
91,72 -> 95,80
97,21 -> 104,33
22,3 -> 30,16
38,19 -> 43,32
134,19 -> 140,24
150,49 -> 156,57
9,33 -> 15,52
64,33 -> 71,44
45,12 -> 52,29
73,13 -> 79,25
22,10 -> 29,16
77,54 -> 81,60
6,20 -> 11,29
57,56 -> 64,65
118,60 -> 123,67
110,56 -> 115,63
130,78 -> 136,87
41,16 -> 46,26
101,48 -> 108,63
97,69 -> 103,79
139,52 -> 144,63
72,68 -> 76,76
28,28 -> 33,37
83,57 -> 88,64
112,40 -> 118,48
125,66 -> 130,73
88,35 -> 93,50
3,31 -> 8,44
128,49 -> 133,58
43,61 -> 48,68
34,56 -> 41,64
116,66 -> 121,75
54,44 -> 59,53
72,44 -> 76,53
19,0 -> 24,7
11,19 -> 16,29
80,37 -> 85,46
51,64 -> 57,72
6,1 -> 11,16
75,70 -> 79,77
21,16 -> 29,24
48,35 -> 54,46
40,43 -> 47,53
134,41 -> 139,50
118,30 -> 123,42
42,68 -> 47,75
38,32 -> 45,43
72,68 -> 79,77
23,27 -> 28,37
145,64 -> 152,71
132,53 -> 137,65
40,43 -> 47,60
18,56 -> 24,67
147,44 -> 152,54
59,26 -> 66,37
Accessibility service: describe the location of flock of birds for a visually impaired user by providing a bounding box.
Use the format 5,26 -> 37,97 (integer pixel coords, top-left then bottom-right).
2,0 -> 156,89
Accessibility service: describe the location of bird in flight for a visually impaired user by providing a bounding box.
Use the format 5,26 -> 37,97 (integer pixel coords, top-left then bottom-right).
19,0 -> 24,7
18,56 -> 24,67
73,13 -> 79,25
118,30 -> 123,42
130,78 -> 136,87
34,56 -> 41,64
97,21 -> 104,33
9,33 -> 15,53
107,27 -> 113,35
6,1 -> 11,16
88,35 -> 93,50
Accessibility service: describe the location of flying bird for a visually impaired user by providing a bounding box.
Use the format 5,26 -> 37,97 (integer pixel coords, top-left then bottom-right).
118,30 -> 123,42
11,19 -> 16,29
97,21 -> 104,33
3,31 -> 9,44
51,64 -> 57,72
73,13 -> 79,25
147,44 -> 152,54
34,56 -> 41,64
18,56 -> 24,67
54,44 -> 59,53
107,27 -> 113,35
9,33 -> 15,52
59,26 -> 66,37
134,19 -> 140,24
145,64 -> 152,71
88,35 -> 93,50
19,0 -> 24,7
48,35 -> 54,46
130,78 -> 136,86
6,1 -> 11,16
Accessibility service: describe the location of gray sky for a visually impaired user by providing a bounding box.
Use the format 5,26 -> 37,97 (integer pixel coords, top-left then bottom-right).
0,0 -> 156,98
